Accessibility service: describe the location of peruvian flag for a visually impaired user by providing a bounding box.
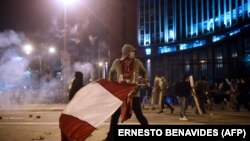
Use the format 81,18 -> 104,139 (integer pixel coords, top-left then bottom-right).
59,79 -> 135,141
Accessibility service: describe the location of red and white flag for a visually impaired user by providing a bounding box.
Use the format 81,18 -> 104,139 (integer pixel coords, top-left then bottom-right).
59,79 -> 135,141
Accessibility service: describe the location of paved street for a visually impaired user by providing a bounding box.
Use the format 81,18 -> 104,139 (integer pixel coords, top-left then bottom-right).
0,104 -> 249,141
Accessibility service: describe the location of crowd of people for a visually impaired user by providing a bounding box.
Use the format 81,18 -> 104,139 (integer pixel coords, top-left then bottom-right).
138,74 -> 250,120
62,43 -> 250,141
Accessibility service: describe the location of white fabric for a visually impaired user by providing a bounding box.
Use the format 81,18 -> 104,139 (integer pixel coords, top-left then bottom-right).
62,82 -> 122,127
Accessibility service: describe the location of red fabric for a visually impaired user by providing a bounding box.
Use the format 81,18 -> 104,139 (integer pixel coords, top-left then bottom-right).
59,79 -> 136,141
59,114 -> 96,141
97,79 -> 135,122
120,58 -> 135,79
97,79 -> 135,101
120,95 -> 133,122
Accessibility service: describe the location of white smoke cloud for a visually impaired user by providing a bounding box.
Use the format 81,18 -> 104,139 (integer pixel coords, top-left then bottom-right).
72,62 -> 94,83
0,30 -> 28,86
0,50 -> 29,85
0,30 -> 64,106
89,35 -> 98,46
0,30 -> 25,48
81,20 -> 90,31
0,6 -> 109,106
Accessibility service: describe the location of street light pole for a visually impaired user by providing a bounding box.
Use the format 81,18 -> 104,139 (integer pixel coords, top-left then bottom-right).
62,0 -> 70,103
60,0 -> 79,102
39,55 -> 42,75
63,2 -> 68,52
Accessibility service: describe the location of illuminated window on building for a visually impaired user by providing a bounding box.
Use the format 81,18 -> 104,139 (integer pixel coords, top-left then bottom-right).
185,64 -> 190,72
216,55 -> 223,68
138,0 -> 250,51
213,35 -> 226,42
158,46 -> 176,54
144,34 -> 151,46
179,44 -> 188,50
169,30 -> 174,41
200,60 -> 207,70
243,54 -> 250,64
232,52 -> 238,58
179,40 -> 206,50
145,48 -> 151,55
229,29 -> 241,36
193,40 -> 206,47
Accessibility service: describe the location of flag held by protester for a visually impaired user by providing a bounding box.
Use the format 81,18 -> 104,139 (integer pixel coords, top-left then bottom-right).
59,79 -> 135,141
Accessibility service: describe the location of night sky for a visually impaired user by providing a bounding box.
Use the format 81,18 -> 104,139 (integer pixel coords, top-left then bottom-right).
0,0 -> 105,40
0,0 -> 104,48
0,0 -> 61,32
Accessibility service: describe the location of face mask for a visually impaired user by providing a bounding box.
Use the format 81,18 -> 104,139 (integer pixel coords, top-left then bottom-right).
129,52 -> 136,59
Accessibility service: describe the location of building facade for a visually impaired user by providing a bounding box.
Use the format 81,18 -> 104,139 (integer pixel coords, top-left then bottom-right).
137,0 -> 250,83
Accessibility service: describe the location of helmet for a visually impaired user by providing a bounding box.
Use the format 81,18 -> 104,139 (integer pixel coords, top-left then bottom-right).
121,44 -> 137,60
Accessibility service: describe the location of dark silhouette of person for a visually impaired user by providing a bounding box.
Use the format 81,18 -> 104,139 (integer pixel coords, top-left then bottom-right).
61,71 -> 84,141
68,71 -> 84,101
158,77 -> 175,114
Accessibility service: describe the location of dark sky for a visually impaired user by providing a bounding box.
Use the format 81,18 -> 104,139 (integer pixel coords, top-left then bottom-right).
0,0 -> 108,48
0,0 -> 104,33
0,0 -> 64,32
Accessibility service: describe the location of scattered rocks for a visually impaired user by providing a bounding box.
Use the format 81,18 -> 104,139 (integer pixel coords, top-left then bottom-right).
29,114 -> 41,119
31,136 -> 45,140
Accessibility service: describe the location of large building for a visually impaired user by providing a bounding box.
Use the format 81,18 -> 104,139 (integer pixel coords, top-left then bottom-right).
135,0 -> 250,83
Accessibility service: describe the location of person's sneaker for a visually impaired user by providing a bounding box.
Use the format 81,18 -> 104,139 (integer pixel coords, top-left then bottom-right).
158,110 -> 163,114
179,117 -> 188,120
170,109 -> 174,114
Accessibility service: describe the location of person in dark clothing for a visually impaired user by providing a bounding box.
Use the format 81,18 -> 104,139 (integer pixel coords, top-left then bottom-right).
158,77 -> 175,114
195,76 -> 209,114
68,71 -> 84,101
236,78 -> 250,111
175,75 -> 192,120
61,71 -> 84,141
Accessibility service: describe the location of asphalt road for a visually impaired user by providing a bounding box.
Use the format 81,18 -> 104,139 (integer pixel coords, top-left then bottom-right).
0,104 -> 249,141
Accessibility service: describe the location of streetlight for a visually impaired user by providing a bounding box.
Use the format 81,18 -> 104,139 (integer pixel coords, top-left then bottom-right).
23,44 -> 33,55
48,46 -> 56,54
98,62 -> 103,79
23,44 -> 57,75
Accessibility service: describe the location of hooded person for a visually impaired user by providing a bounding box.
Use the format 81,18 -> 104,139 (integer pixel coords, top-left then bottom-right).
68,71 -> 84,101
104,44 -> 149,141
109,44 -> 139,82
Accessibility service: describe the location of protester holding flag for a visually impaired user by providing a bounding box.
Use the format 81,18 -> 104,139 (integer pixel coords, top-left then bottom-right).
104,44 -> 149,141
59,79 -> 136,141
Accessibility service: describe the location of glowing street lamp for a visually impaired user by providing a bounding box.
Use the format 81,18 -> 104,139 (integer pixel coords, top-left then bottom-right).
23,44 -> 57,75
98,62 -> 103,78
61,0 -> 78,6
48,46 -> 56,54
23,44 -> 33,55
98,62 -> 103,67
